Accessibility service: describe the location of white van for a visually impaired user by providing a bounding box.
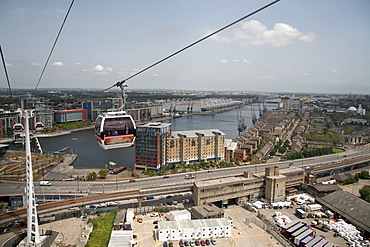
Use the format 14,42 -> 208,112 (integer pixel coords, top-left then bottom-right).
40,181 -> 51,186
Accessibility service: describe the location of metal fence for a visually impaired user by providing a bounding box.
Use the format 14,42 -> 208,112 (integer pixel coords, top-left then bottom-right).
245,212 -> 295,247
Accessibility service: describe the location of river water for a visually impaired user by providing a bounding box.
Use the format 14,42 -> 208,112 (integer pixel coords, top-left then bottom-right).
37,103 -> 277,169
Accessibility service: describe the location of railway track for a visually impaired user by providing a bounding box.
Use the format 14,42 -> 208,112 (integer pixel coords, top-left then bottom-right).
0,189 -> 140,224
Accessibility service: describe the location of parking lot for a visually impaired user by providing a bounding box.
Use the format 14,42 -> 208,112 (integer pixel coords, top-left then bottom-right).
256,204 -> 348,246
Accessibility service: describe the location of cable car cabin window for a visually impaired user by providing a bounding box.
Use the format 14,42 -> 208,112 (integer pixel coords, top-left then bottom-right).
94,117 -> 103,135
103,117 -> 135,136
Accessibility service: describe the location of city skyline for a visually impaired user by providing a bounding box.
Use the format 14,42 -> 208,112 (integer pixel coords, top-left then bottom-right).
1,0 -> 369,94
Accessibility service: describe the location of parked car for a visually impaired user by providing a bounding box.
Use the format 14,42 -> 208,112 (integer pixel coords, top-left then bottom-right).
169,242 -> 173,247
200,240 -> 206,246
163,176 -> 170,179
129,179 -> 136,182
151,212 -> 159,217
190,240 -> 195,246
211,239 -> 217,245
205,239 -> 210,245
195,240 -> 200,246
163,242 -> 168,247
184,241 -> 189,246
179,240 -> 185,247
82,213 -> 87,221
153,221 -> 159,224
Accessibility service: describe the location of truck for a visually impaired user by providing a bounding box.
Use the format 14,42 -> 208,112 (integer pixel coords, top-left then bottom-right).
185,174 -> 195,179
40,181 -> 51,186
296,209 -> 307,219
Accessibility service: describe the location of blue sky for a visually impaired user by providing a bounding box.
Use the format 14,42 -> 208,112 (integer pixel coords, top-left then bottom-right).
0,0 -> 369,94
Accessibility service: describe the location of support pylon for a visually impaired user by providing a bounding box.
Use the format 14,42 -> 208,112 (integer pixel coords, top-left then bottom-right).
24,110 -> 40,244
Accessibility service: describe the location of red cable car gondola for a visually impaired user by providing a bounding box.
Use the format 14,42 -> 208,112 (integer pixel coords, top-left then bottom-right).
94,111 -> 136,150
94,82 -> 136,150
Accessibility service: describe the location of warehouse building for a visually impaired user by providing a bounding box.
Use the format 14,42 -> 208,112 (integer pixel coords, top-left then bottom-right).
316,190 -> 370,237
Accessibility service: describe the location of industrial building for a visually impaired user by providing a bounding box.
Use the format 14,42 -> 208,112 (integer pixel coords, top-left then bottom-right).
191,204 -> 225,219
316,190 -> 370,237
193,166 -> 305,206
53,109 -> 88,124
156,218 -> 232,241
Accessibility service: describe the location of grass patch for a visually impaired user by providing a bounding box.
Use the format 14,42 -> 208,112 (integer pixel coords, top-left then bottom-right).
86,210 -> 117,247
333,148 -> 344,153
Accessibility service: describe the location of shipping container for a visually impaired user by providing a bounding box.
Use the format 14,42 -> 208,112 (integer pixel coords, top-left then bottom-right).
299,236 -> 313,247
291,226 -> 309,241
294,229 -> 315,246
304,235 -> 325,247
313,239 -> 329,247
281,220 -> 300,234
286,223 -> 305,237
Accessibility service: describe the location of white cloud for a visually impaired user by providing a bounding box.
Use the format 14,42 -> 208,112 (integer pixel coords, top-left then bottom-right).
117,68 -> 138,78
330,68 -> 338,73
31,62 -> 42,66
233,59 -> 251,64
151,73 -> 159,77
210,20 -> 316,47
257,75 -> 275,79
74,62 -> 82,65
52,61 -> 64,66
83,64 -> 113,75
220,59 -> 228,63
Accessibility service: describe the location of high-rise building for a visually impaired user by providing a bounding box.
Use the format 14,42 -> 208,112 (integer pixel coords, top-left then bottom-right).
135,122 -> 171,171
134,122 -> 225,171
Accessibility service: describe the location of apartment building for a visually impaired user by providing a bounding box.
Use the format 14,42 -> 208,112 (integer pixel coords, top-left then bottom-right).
134,122 -> 225,171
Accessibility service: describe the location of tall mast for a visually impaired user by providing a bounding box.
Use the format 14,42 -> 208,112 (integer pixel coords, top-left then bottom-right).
24,109 -> 40,244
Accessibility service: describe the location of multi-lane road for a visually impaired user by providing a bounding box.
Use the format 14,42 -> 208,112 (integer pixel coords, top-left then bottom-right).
1,146 -> 369,197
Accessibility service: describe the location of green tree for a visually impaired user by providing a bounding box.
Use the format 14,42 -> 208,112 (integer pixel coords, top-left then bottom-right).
357,171 -> 370,179
87,172 -> 97,181
359,185 -> 370,203
98,169 -> 109,178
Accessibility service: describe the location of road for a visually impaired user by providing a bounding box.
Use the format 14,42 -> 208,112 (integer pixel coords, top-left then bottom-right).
0,146 -> 368,196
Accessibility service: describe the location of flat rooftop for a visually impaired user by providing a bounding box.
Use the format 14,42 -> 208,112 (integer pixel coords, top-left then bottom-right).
171,129 -> 225,138
194,176 -> 253,188
158,218 -> 230,230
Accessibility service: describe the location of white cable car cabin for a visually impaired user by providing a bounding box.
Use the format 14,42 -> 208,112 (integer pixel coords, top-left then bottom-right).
13,123 -> 24,132
35,122 -> 44,131
94,111 -> 136,150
